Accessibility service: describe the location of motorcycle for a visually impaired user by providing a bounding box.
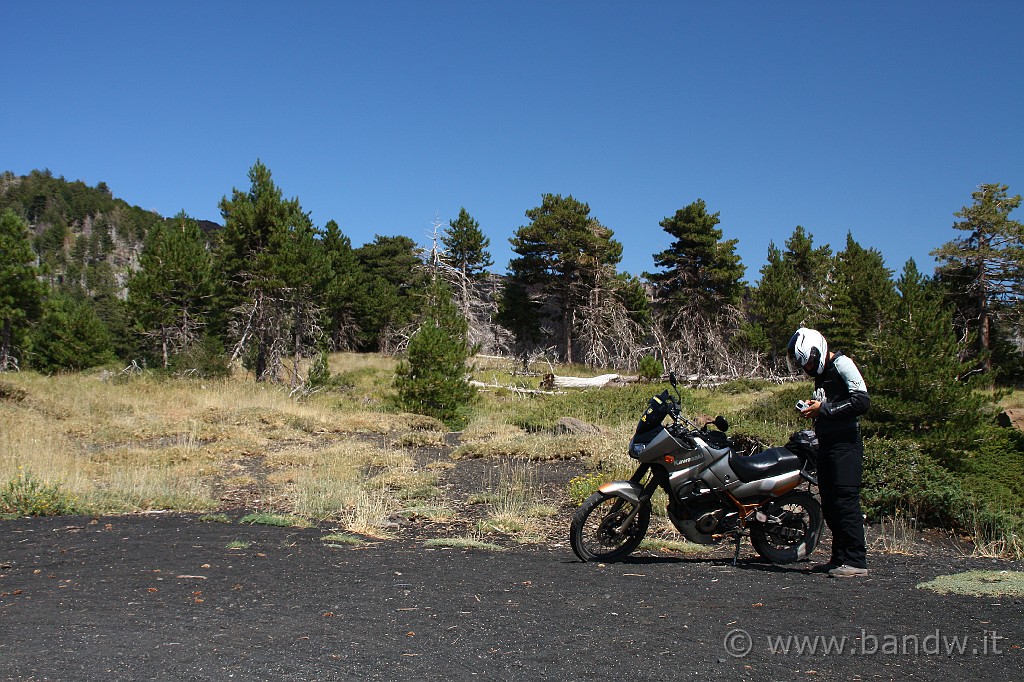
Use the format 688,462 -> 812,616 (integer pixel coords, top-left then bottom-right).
569,373 -> 822,565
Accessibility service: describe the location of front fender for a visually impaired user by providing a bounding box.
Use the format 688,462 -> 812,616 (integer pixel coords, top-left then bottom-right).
598,480 -> 644,506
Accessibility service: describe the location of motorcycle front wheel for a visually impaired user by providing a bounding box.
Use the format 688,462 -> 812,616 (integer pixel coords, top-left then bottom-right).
570,492 -> 651,562
750,490 -> 823,564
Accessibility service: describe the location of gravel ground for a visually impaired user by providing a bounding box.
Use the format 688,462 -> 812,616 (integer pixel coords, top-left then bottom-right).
2,512 -> 1022,681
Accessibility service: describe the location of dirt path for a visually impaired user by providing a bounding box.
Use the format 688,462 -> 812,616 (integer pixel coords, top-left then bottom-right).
2,513 -> 1021,681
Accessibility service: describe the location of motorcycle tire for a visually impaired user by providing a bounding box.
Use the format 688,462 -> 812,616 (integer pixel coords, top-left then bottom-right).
750,490 -> 823,564
570,492 -> 650,562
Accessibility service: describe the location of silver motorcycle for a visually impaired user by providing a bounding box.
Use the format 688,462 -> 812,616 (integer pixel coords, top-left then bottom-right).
569,374 -> 822,564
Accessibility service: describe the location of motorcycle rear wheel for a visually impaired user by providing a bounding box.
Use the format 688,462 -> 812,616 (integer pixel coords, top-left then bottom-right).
750,490 -> 823,564
570,492 -> 651,562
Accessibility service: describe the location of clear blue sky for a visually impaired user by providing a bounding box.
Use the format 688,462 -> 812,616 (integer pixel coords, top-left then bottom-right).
4,1 -> 1022,281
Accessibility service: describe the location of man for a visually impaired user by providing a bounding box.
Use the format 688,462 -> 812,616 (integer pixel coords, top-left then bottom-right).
788,327 -> 870,578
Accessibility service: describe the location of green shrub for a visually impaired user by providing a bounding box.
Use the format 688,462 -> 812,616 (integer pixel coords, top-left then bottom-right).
861,438 -> 972,527
566,471 -> 608,506
1,469 -> 80,516
730,384 -> 809,447
505,383 -> 691,432
718,377 -> 773,395
28,293 -> 116,372
394,280 -> 476,429
168,336 -> 231,379
637,355 -> 664,382
949,426 -> 1024,502
239,512 -> 312,528
305,350 -> 332,392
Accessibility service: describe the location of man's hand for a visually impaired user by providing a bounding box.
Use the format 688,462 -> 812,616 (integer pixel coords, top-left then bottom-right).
800,399 -> 822,419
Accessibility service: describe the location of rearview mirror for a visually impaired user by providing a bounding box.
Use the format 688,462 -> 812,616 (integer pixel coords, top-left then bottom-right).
714,415 -> 729,432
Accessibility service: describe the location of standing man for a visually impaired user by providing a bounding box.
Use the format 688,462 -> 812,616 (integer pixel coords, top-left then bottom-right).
788,327 -> 870,578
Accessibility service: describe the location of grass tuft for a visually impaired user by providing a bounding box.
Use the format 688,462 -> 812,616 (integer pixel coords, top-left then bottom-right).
321,532 -> 365,546
916,571 -> 1024,597
239,512 -> 313,528
423,537 -> 505,552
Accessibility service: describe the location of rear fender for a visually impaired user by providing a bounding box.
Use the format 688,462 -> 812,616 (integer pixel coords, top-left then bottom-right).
598,480 -> 644,506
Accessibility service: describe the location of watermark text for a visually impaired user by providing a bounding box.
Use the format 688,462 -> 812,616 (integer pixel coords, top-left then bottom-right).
723,628 -> 1006,658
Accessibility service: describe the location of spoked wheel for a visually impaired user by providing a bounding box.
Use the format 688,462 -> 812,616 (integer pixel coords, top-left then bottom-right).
750,490 -> 823,564
570,492 -> 651,562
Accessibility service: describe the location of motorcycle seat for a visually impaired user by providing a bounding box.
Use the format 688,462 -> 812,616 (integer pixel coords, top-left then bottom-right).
729,447 -> 802,483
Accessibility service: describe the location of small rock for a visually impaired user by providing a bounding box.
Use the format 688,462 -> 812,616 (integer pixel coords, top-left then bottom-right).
553,417 -> 602,436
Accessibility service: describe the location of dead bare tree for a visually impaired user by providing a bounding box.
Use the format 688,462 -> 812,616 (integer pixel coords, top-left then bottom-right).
142,309 -> 205,369
422,220 -> 502,355
655,302 -> 755,378
575,274 -> 651,370
229,287 -> 324,386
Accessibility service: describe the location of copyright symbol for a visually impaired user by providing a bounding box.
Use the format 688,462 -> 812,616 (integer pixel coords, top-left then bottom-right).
723,628 -> 753,658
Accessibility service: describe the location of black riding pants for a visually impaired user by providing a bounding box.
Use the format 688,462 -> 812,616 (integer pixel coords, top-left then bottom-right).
816,426 -> 867,569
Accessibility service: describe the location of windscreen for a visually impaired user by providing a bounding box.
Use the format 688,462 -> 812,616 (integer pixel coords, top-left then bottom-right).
634,391 -> 672,439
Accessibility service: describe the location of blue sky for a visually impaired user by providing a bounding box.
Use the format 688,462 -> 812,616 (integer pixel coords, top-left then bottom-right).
3,1 -> 1022,281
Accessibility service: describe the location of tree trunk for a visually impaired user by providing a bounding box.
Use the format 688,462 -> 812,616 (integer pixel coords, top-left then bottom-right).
563,305 -> 574,365
977,236 -> 992,374
0,317 -> 11,371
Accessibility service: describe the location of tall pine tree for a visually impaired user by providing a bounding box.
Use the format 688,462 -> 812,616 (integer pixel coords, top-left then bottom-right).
394,278 -> 476,428
506,194 -> 622,364
829,232 -> 896,360
0,209 -> 43,370
932,183 -> 1024,376
862,259 -> 992,446
127,212 -> 214,368
441,208 -> 492,280
352,235 -> 427,352
751,226 -> 832,368
646,199 -> 745,374
320,219 -> 367,352
216,161 -> 331,383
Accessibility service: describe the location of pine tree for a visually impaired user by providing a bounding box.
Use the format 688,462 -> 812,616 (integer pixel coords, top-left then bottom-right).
29,292 -> 115,372
495,280 -> 542,365
750,243 -> 802,365
507,194 -> 622,364
216,161 -> 332,383
394,278 -> 476,428
829,232 -> 897,360
862,259 -> 993,446
320,220 -> 367,351
646,199 -> 746,374
931,183 -> 1024,375
648,199 -> 744,307
127,212 -> 215,368
751,226 -> 832,368
441,208 -> 492,280
352,235 -> 428,352
0,209 -> 43,370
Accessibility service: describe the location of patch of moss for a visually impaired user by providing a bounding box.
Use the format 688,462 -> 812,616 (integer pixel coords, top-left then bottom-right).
916,570 -> 1024,597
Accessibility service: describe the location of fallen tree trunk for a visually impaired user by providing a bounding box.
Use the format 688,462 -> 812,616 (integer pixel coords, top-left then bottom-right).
540,373 -> 619,390
468,380 -> 560,395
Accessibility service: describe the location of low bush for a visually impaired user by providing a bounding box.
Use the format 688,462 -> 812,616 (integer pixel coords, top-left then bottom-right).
0,469 -> 80,517
861,438 -> 970,527
637,355 -> 664,382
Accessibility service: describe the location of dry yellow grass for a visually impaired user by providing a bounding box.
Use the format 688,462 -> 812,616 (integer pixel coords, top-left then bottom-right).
0,367 -> 447,529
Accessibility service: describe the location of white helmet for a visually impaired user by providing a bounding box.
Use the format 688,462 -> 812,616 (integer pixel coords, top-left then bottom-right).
787,327 -> 828,377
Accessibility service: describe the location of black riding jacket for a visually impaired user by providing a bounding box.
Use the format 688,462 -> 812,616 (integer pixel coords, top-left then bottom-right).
813,352 -> 870,436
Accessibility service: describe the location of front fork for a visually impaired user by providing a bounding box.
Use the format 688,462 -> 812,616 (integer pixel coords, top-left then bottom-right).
596,464 -> 663,535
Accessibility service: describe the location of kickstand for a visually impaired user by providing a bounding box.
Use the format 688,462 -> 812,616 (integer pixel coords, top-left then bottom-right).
732,533 -> 741,566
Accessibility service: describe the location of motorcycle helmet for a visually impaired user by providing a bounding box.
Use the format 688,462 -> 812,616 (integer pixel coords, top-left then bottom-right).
787,327 -> 828,377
